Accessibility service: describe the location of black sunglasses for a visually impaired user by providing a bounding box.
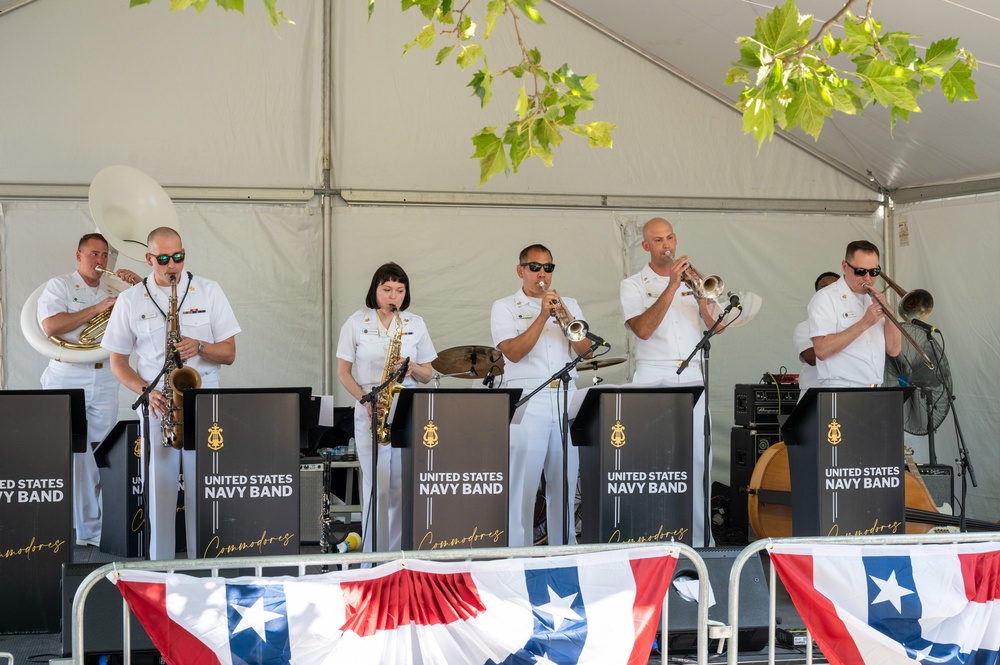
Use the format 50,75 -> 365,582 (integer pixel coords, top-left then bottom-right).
520,262 -> 556,273
152,252 -> 186,266
844,260 -> 881,277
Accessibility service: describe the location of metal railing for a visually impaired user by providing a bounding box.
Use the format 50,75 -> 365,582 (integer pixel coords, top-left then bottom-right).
71,542 -> 711,665
725,531 -> 1000,665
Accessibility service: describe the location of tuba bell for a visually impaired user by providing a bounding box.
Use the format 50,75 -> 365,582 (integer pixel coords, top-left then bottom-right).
20,166 -> 180,364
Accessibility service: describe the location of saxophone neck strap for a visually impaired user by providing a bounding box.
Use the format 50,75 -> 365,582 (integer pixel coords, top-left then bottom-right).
141,271 -> 195,319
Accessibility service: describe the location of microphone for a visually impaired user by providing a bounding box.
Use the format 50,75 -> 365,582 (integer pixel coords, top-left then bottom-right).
336,531 -> 362,553
910,319 -> 939,333
395,357 -> 410,381
482,367 -> 497,388
585,331 -> 610,347
727,292 -> 742,310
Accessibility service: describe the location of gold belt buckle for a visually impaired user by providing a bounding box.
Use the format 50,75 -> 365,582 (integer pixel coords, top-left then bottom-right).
549,379 -> 560,389
94,362 -> 103,369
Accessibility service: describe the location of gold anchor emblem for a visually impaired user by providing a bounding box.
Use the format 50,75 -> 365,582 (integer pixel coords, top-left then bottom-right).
133,436 -> 142,458
610,420 -> 626,448
423,420 -> 439,448
207,422 -> 224,451
827,419 -> 842,446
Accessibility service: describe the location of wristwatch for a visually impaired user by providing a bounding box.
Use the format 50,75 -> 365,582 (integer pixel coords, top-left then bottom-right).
197,342 -> 205,355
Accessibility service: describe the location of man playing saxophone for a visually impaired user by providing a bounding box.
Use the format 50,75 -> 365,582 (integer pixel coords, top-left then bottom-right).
491,244 -> 593,547
36,233 -> 140,548
103,227 -> 241,560
337,262 -> 437,552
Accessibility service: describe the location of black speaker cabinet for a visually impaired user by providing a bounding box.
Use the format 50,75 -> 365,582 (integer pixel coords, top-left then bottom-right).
61,563 -> 157,657
665,547 -> 770,653
300,461 -> 325,544
729,427 -> 782,531
916,464 -> 955,515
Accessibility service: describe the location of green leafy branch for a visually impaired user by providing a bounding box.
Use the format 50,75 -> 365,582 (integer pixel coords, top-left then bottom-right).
725,0 -> 978,148
381,0 -> 615,185
129,0 -> 292,28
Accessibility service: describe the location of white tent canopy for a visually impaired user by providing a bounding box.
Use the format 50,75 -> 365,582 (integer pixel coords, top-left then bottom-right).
1,0 -> 997,523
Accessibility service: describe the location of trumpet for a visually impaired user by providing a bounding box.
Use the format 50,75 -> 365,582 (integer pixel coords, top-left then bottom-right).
540,280 -> 589,342
862,277 -> 935,370
96,265 -> 136,288
666,252 -> 724,300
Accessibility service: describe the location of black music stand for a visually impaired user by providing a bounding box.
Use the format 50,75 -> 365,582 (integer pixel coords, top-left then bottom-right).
783,387 -> 912,536
183,387 -> 310,558
392,388 -> 520,550
0,389 -> 85,634
572,386 -> 702,546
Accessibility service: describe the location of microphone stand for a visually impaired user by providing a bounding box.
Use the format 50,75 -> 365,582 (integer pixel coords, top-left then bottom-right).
514,342 -> 601,546
678,301 -> 736,548
131,360 -> 172,560
923,328 -> 976,532
358,361 -> 409,552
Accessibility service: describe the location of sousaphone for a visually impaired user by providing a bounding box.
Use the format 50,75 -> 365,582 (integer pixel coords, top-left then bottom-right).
20,165 -> 180,363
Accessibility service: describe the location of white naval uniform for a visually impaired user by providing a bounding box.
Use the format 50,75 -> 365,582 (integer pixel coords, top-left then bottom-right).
620,263 -> 714,547
792,319 -> 819,400
336,309 -> 437,552
37,271 -> 120,545
102,273 -> 241,560
807,276 -> 887,387
491,289 -> 583,547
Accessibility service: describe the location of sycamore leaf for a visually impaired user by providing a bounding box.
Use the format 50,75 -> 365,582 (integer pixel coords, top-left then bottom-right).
484,0 -> 504,39
759,0 -> 811,55
786,79 -> 832,139
130,0 -> 153,6
725,67 -> 752,86
741,94 -> 776,148
515,85 -> 530,119
468,67 -> 493,107
457,43 -> 486,70
368,0 -> 374,20
570,121 -> 615,148
435,45 -> 456,65
924,37 -> 958,69
860,60 -> 919,110
507,122 -> 530,171
471,128 -> 509,185
941,60 -> 978,102
262,0 -> 290,25
458,14 -> 476,40
533,115 -> 563,149
510,0 -> 545,25
883,32 -> 917,66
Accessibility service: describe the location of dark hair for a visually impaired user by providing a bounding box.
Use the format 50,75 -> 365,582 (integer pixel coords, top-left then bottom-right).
814,271 -> 840,291
518,244 -> 552,263
845,240 -> 880,261
365,262 -> 411,311
78,233 -> 108,251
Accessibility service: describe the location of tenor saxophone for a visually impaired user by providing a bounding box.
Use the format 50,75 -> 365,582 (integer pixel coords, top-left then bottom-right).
161,275 -> 202,448
375,306 -> 404,445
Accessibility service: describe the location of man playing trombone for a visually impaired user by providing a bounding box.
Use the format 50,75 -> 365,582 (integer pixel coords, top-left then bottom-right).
619,217 -> 722,547
808,240 -> 902,387
491,244 -> 593,547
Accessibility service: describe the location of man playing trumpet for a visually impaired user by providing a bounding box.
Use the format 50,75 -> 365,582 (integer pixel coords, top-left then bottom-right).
808,240 -> 902,387
491,244 -> 593,547
619,217 -> 722,547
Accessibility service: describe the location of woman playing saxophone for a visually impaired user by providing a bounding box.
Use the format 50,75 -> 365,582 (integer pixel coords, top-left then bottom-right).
336,262 -> 437,553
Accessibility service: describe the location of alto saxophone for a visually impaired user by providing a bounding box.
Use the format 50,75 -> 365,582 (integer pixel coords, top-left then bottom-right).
375,305 -> 404,445
161,274 -> 202,448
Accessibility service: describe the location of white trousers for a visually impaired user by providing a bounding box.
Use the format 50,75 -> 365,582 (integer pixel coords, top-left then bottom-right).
138,372 -> 218,560
505,382 -> 579,547
354,404 -> 402,552
633,361 -> 713,547
42,362 -> 118,543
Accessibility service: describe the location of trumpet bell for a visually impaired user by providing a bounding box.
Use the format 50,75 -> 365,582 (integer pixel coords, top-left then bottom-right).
89,165 -> 179,262
700,275 -> 725,300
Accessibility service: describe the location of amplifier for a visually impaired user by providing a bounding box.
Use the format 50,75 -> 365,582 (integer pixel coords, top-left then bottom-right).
728,427 -> 782,532
916,464 -> 955,515
734,383 -> 800,427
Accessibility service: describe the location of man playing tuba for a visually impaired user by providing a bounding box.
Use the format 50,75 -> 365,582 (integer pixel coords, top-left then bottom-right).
36,233 -> 140,548
102,227 -> 241,561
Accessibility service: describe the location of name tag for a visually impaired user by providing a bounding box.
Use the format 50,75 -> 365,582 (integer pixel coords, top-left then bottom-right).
73,297 -> 86,304
843,312 -> 858,319
517,313 -> 533,319
140,312 -> 158,321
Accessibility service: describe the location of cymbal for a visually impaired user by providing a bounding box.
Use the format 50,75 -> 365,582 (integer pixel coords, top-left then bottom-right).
577,357 -> 626,371
432,345 -> 505,379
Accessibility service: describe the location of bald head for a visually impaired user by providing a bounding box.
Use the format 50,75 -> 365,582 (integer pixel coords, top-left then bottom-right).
147,226 -> 181,248
642,217 -> 673,243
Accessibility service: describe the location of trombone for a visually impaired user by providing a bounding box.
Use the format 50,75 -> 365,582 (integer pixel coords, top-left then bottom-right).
862,273 -> 935,370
